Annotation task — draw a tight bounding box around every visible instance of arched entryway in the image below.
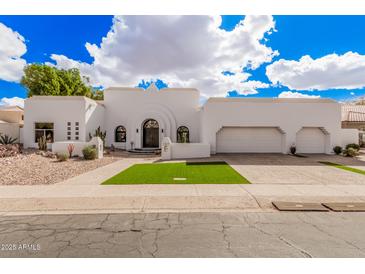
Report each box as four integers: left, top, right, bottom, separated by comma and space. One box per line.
143, 119, 159, 148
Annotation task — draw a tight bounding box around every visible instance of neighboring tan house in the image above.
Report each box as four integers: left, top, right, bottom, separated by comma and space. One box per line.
341, 104, 365, 145
22, 84, 357, 157
0, 105, 24, 142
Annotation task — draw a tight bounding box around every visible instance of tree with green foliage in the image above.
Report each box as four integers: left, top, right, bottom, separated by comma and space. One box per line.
21, 64, 103, 100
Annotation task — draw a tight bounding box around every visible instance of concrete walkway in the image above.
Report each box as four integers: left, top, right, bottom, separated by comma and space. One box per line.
3, 154, 365, 215
2, 182, 365, 215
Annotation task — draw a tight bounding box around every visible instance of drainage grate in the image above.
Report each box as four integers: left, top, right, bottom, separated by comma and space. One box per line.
322, 202, 365, 212
272, 201, 329, 211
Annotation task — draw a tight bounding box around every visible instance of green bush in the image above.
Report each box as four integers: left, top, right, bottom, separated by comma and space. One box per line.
56, 153, 69, 162
333, 146, 343, 155
82, 145, 97, 160
343, 147, 359, 157
346, 143, 360, 151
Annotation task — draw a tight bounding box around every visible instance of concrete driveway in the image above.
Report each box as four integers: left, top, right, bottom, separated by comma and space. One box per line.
217, 153, 365, 185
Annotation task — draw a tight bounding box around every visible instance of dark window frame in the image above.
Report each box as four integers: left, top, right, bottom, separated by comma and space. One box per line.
115, 125, 127, 143
177, 126, 190, 143
35, 122, 54, 143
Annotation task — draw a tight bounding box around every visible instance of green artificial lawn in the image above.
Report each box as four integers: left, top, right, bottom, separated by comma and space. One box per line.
102, 161, 250, 184
319, 161, 365, 176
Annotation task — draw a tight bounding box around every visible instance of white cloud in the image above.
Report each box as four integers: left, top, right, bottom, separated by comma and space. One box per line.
0, 97, 25, 108
50, 15, 277, 98
0, 23, 27, 82
278, 91, 320, 99
266, 52, 365, 91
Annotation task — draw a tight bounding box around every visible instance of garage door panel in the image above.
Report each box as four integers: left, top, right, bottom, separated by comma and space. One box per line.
217, 127, 283, 153
296, 128, 325, 153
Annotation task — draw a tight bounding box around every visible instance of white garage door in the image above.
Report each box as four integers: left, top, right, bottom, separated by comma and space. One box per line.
216, 127, 283, 153
296, 127, 326, 153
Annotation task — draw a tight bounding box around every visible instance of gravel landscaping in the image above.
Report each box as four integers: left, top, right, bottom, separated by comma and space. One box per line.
0, 149, 130, 185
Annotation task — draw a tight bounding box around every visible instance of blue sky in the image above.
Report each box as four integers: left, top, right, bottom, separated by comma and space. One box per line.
1, 15, 365, 104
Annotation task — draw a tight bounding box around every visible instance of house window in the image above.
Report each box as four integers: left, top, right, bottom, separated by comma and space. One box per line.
75, 136, 79, 140
115, 126, 126, 142
67, 122, 71, 126
35, 122, 54, 143
67, 136, 71, 140
75, 122, 79, 126
177, 126, 189, 143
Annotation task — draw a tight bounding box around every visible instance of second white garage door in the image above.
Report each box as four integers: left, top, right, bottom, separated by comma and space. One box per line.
216, 127, 283, 153
296, 127, 326, 153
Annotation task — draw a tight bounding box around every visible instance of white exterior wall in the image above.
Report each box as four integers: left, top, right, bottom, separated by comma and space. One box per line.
103, 86, 200, 150
201, 98, 342, 154
341, 129, 358, 147
0, 123, 20, 141
23, 96, 88, 148
21, 89, 345, 156
85, 99, 105, 141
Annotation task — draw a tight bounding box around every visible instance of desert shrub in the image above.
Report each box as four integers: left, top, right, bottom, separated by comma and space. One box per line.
345, 143, 360, 151
333, 146, 343, 155
82, 145, 97, 160
56, 153, 69, 161
290, 145, 296, 155
343, 147, 359, 157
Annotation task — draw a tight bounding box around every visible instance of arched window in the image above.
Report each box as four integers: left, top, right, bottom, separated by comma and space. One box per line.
177, 126, 189, 143
115, 126, 126, 142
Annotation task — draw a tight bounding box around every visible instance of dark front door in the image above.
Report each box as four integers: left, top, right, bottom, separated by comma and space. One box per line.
143, 119, 159, 148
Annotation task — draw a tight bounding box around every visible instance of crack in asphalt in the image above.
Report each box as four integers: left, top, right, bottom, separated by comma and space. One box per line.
1, 212, 365, 257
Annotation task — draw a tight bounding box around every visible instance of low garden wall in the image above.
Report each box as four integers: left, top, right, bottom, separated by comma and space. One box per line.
161, 137, 210, 160
51, 137, 103, 158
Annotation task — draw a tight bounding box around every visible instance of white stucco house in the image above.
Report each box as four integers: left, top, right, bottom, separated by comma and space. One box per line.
22, 84, 357, 158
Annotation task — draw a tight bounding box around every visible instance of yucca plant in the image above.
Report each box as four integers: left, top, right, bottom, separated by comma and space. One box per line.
0, 134, 18, 145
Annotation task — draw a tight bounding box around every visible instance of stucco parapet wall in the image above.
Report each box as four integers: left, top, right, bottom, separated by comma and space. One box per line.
27, 96, 105, 107
205, 97, 337, 104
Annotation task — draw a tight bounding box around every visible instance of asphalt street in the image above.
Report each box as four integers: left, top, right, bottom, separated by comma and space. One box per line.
1, 212, 365, 257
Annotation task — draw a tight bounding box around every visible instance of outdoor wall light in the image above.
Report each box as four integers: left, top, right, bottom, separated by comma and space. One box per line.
136, 129, 139, 133
161, 129, 164, 133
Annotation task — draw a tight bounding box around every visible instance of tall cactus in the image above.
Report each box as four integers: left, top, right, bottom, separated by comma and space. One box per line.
38, 135, 47, 151
89, 126, 106, 147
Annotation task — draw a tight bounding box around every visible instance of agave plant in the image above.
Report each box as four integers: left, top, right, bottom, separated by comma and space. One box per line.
0, 134, 18, 145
